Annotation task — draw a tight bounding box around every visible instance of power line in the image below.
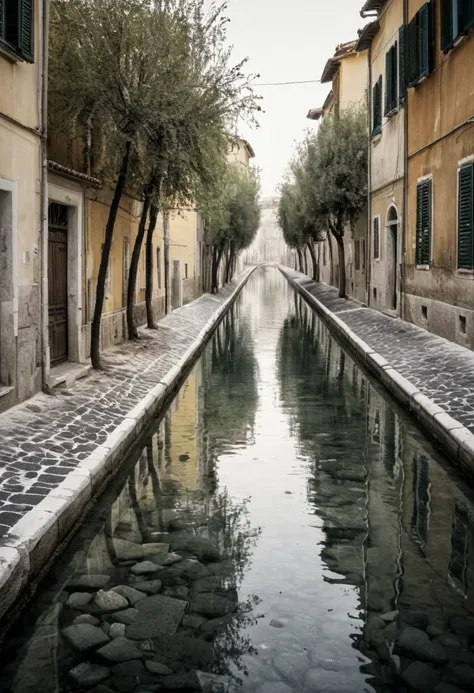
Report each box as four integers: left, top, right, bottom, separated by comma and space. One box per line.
250, 79, 322, 86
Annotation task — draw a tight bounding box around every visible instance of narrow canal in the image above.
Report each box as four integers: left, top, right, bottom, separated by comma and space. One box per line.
2, 267, 474, 693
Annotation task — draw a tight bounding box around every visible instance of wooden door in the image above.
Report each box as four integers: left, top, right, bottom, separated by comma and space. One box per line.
48, 204, 69, 364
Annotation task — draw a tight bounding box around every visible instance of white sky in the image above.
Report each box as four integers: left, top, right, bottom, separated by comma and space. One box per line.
224, 0, 367, 197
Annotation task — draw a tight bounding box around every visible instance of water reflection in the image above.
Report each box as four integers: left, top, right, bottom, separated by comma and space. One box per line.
2, 269, 474, 693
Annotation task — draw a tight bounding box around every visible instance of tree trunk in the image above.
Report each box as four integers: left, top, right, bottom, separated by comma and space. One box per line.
230, 248, 237, 279
91, 140, 132, 369
334, 234, 346, 298
126, 180, 154, 340
328, 234, 334, 287
164, 212, 170, 313
211, 242, 226, 293
225, 243, 235, 283
307, 241, 317, 280
224, 247, 231, 284
297, 248, 304, 273
145, 202, 159, 328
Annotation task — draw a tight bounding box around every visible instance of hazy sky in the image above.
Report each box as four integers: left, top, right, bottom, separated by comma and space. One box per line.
224, 0, 367, 197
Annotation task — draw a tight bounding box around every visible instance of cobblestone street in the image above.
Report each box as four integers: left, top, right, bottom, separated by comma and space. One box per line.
0, 281, 241, 542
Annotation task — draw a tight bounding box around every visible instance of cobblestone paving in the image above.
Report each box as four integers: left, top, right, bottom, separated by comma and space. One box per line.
0, 283, 238, 541
289, 270, 474, 432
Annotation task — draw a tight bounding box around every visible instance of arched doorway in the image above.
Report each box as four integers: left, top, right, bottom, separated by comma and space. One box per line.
386, 205, 399, 311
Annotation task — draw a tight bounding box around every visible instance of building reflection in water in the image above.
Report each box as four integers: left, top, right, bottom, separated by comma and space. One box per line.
278, 293, 474, 690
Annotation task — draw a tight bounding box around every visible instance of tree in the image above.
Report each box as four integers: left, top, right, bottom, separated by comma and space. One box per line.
304, 106, 368, 297
199, 162, 260, 293
277, 106, 367, 295
49, 0, 261, 362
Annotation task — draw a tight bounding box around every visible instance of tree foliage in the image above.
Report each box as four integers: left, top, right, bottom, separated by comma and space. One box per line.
277, 105, 368, 296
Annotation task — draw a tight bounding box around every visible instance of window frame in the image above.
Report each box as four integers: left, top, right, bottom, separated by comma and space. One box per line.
0, 0, 34, 63
406, 1, 434, 89
415, 175, 433, 270
441, 0, 474, 53
457, 155, 474, 274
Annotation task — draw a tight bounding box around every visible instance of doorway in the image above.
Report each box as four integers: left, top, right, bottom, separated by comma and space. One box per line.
386, 205, 398, 312
48, 203, 69, 364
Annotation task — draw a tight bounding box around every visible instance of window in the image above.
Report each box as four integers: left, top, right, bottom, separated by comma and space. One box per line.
406, 1, 434, 87
411, 454, 431, 550
0, 0, 34, 62
416, 178, 432, 267
185, 262, 188, 279
458, 163, 474, 270
385, 42, 398, 115
372, 75, 382, 136
448, 504, 470, 595
441, 0, 474, 53
156, 246, 161, 288
373, 216, 380, 259
122, 238, 130, 307
361, 238, 366, 270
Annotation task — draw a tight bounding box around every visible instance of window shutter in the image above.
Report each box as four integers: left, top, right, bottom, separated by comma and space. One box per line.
458, 165, 474, 270
399, 25, 406, 104
374, 217, 380, 259
407, 16, 419, 86
0, 0, 4, 38
392, 42, 398, 110
20, 0, 34, 63
372, 77, 382, 134
385, 50, 391, 115
459, 0, 474, 33
419, 1, 434, 78
441, 0, 454, 50
416, 180, 431, 266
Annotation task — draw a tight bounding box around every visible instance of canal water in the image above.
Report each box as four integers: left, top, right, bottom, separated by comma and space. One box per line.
2, 267, 474, 693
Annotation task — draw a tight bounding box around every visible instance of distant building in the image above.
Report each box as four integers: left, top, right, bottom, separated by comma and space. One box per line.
244, 197, 290, 266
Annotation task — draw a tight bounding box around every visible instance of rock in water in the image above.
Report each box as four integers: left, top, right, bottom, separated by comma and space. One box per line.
126, 594, 187, 639
145, 661, 173, 675
109, 623, 126, 638
113, 538, 145, 561
401, 661, 441, 692
93, 590, 129, 613
62, 624, 110, 652
72, 614, 100, 627
304, 669, 355, 693
96, 637, 144, 662
396, 627, 447, 663
131, 580, 162, 594
190, 593, 237, 617
110, 608, 139, 625
67, 592, 93, 609
69, 663, 109, 688
130, 561, 162, 576
167, 535, 221, 563
111, 585, 147, 605
66, 574, 111, 591
269, 619, 285, 628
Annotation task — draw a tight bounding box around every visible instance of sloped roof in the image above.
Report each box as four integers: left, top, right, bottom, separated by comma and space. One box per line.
320, 40, 358, 83
360, 0, 385, 16
356, 20, 380, 51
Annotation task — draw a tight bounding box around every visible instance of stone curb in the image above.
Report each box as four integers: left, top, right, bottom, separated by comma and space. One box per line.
0, 266, 256, 626
281, 267, 474, 479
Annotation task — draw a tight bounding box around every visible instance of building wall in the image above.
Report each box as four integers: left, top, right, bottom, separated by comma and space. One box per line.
0, 0, 42, 412
339, 51, 368, 109
405, 1, 474, 348
168, 208, 200, 308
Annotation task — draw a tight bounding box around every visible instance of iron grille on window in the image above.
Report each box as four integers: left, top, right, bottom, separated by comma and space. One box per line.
0, 0, 34, 62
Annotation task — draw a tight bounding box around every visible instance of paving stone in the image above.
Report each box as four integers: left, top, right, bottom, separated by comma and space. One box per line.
62, 623, 110, 652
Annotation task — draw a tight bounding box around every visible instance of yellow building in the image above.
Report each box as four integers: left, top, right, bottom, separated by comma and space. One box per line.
404, 0, 474, 349
0, 0, 44, 412
307, 41, 369, 302
357, 0, 405, 316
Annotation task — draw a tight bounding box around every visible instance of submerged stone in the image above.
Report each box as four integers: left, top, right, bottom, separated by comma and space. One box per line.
304, 668, 355, 692
66, 574, 111, 591
113, 538, 145, 561
96, 636, 144, 662
167, 535, 221, 563
182, 614, 207, 629
132, 580, 162, 594
130, 561, 162, 576
145, 660, 173, 675
401, 661, 441, 692
73, 614, 100, 627
448, 615, 474, 638
396, 627, 447, 663
109, 623, 126, 638
257, 683, 293, 693
111, 608, 140, 625
126, 594, 187, 639
161, 585, 190, 601
111, 585, 147, 605
69, 662, 109, 688
62, 623, 110, 652
151, 633, 213, 671
67, 592, 93, 609
190, 593, 237, 617
200, 614, 234, 633
93, 589, 129, 613
269, 619, 285, 628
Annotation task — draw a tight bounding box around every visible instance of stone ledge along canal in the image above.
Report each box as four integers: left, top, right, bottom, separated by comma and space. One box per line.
2, 267, 474, 693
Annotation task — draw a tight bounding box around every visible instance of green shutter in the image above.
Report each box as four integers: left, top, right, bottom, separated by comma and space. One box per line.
441, 0, 454, 50
419, 1, 434, 78
0, 0, 4, 39
392, 42, 398, 110
372, 76, 382, 134
399, 25, 406, 104
385, 50, 391, 115
458, 165, 474, 270
407, 16, 419, 86
20, 0, 34, 62
459, 0, 474, 33
416, 180, 432, 266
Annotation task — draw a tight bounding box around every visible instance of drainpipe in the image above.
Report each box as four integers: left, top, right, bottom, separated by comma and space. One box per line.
401, 0, 408, 319
366, 43, 373, 307
39, 0, 50, 388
